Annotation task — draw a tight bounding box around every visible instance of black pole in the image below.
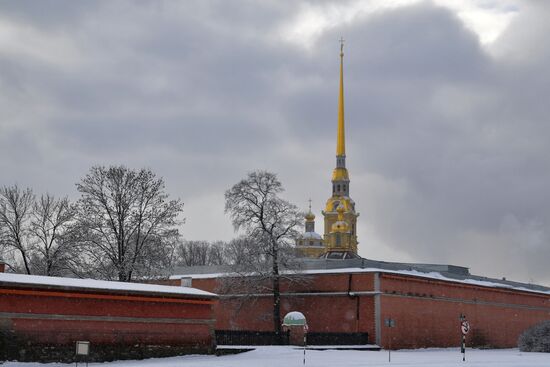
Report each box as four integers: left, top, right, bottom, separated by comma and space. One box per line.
303, 332, 306, 365
462, 334, 466, 362
388, 327, 391, 363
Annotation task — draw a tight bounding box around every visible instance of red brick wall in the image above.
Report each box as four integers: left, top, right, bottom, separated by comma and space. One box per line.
11, 319, 211, 345
188, 273, 377, 341
0, 288, 213, 319
178, 271, 550, 349
379, 273, 550, 349
0, 284, 216, 361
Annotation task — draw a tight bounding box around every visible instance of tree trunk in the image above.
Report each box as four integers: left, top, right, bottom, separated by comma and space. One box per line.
20, 248, 32, 275
272, 239, 282, 343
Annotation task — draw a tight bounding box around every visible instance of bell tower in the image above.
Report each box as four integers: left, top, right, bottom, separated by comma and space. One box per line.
322, 39, 359, 258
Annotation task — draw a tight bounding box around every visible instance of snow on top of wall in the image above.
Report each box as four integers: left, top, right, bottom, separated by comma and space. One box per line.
0, 272, 216, 298
171, 267, 550, 296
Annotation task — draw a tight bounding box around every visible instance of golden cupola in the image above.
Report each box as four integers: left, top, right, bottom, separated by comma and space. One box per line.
321, 39, 360, 259
296, 200, 325, 258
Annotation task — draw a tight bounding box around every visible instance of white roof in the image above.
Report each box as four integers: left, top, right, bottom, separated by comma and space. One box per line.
0, 272, 216, 298
171, 267, 550, 296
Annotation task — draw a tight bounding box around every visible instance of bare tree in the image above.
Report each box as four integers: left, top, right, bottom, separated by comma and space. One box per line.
223, 235, 270, 267
224, 170, 302, 338
73, 166, 183, 281
0, 185, 34, 274
176, 240, 227, 266
176, 240, 210, 266
208, 241, 227, 266
29, 194, 77, 276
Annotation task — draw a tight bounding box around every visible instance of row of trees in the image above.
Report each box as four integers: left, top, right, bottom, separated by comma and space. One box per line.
1, 167, 303, 279
0, 166, 183, 281
1, 167, 303, 338
0, 188, 76, 276
174, 238, 287, 268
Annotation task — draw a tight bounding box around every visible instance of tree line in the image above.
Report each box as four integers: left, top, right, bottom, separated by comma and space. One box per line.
0, 166, 183, 281
0, 166, 304, 296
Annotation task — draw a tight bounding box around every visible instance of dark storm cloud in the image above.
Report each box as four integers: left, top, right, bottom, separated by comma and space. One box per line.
0, 1, 95, 27
1, 1, 550, 284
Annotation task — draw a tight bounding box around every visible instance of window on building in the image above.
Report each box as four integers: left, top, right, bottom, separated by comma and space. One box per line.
336, 233, 341, 246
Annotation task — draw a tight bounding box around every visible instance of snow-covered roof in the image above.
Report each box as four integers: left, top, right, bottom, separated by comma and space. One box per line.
0, 272, 216, 298
301, 268, 550, 295
170, 259, 550, 297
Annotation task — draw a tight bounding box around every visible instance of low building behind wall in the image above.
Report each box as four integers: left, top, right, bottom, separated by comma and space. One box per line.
170, 258, 550, 349
0, 270, 217, 363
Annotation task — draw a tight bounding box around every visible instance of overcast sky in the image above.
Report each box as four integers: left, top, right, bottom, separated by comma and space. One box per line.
1, 0, 550, 285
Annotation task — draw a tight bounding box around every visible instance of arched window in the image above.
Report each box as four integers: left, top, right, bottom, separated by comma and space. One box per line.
336, 233, 341, 246
337, 184, 340, 192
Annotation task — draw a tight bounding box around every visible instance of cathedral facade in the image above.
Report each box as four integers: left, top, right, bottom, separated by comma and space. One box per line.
296, 42, 359, 259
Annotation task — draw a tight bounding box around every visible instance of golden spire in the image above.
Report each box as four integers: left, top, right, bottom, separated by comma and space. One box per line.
337, 37, 345, 157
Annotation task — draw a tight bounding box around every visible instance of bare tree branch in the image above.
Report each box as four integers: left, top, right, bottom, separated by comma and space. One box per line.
224, 170, 303, 339
28, 194, 78, 276
72, 165, 184, 281
0, 185, 34, 274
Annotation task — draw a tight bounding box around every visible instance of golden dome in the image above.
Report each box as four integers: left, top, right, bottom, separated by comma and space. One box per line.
305, 211, 315, 221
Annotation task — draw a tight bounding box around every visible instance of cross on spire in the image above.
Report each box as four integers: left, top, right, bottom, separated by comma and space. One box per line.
308, 198, 312, 212
339, 36, 345, 55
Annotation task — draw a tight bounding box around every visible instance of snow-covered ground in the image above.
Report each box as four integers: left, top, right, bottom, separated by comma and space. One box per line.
3, 347, 549, 367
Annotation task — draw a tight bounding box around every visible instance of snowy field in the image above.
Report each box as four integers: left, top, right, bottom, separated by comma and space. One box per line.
3, 347, 549, 367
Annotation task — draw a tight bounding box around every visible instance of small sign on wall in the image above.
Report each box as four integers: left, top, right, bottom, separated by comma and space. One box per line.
75, 341, 90, 356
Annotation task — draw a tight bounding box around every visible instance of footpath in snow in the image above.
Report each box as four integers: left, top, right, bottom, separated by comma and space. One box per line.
2, 347, 549, 367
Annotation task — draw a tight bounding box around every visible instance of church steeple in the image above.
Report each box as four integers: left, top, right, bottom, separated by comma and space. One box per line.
295, 199, 324, 258
332, 38, 349, 193
321, 39, 359, 259
337, 38, 346, 158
